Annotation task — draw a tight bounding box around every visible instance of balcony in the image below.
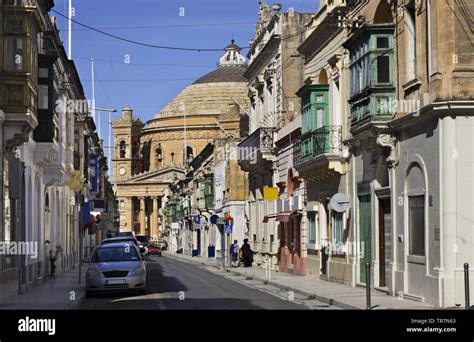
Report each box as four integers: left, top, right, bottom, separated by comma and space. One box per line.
294, 125, 345, 176
237, 127, 276, 171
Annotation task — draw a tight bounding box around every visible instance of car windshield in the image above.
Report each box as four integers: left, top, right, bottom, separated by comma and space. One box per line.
92, 245, 140, 262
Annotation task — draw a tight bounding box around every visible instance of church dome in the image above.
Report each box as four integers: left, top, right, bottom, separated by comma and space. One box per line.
193, 65, 247, 84
193, 39, 247, 85
148, 40, 248, 121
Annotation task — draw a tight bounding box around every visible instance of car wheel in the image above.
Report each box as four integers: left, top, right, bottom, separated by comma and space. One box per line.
137, 288, 146, 296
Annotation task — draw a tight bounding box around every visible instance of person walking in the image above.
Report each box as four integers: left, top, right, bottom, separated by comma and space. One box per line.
230, 240, 240, 267
240, 238, 253, 267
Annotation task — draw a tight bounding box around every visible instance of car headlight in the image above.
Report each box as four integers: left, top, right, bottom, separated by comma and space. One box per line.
86, 269, 100, 278
131, 268, 145, 276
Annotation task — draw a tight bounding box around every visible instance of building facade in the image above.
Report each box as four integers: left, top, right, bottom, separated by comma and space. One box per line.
238, 1, 311, 270
293, 0, 474, 307
0, 0, 112, 302
294, 0, 352, 282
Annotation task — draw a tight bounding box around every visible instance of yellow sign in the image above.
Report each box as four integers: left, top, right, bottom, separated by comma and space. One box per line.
263, 186, 279, 201
68, 171, 84, 192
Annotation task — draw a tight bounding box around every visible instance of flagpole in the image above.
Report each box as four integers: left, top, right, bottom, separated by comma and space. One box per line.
68, 0, 72, 59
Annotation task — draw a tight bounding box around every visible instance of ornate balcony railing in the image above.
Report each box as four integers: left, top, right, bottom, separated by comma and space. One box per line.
238, 127, 275, 169
296, 125, 342, 166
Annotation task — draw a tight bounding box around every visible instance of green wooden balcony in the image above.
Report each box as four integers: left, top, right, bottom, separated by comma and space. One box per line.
296, 125, 342, 166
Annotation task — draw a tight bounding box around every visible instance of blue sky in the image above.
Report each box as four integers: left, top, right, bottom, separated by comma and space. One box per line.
57, 0, 319, 142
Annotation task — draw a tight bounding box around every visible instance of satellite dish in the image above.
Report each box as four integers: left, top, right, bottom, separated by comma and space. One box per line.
329, 193, 351, 213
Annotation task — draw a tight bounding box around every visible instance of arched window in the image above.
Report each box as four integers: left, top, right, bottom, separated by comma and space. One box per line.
185, 146, 194, 164
119, 141, 126, 158
318, 69, 328, 85
155, 144, 163, 167
407, 163, 425, 256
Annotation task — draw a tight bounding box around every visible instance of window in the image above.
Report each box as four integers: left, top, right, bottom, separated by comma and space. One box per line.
406, 3, 417, 81
409, 195, 425, 256
377, 37, 389, 49
119, 141, 126, 158
297, 85, 329, 161
332, 211, 344, 246
38, 85, 48, 110
377, 56, 390, 83
5, 16, 24, 33
39, 67, 49, 78
308, 212, 316, 245
5, 38, 24, 71
349, 34, 393, 95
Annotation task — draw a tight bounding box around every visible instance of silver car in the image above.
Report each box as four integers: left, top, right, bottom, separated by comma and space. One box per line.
85, 242, 147, 297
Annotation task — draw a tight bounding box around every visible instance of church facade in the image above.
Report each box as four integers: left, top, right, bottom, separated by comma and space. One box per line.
112, 41, 249, 241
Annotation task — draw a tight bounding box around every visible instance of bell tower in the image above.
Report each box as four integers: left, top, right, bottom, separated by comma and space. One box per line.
111, 107, 144, 182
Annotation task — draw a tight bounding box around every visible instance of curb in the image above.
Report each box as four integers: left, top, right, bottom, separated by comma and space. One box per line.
227, 269, 361, 310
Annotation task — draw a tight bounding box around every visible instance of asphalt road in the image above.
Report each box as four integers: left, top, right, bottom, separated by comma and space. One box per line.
79, 254, 308, 310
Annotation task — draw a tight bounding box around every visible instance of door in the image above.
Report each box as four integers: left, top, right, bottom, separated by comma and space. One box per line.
378, 198, 391, 287
359, 195, 371, 283
196, 229, 201, 256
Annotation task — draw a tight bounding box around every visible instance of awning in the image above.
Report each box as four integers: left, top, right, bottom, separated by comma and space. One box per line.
262, 212, 293, 223
276, 213, 291, 222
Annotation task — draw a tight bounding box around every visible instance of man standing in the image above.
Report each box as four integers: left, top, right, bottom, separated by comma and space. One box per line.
230, 240, 240, 267
240, 239, 253, 267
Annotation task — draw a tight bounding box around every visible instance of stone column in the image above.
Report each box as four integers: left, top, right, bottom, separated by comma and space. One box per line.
125, 197, 134, 232
139, 197, 146, 235
151, 197, 159, 240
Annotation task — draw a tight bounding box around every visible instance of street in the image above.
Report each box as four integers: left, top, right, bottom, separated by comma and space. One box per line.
79, 255, 329, 310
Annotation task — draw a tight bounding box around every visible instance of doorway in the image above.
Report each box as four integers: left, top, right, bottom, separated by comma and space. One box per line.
378, 198, 391, 287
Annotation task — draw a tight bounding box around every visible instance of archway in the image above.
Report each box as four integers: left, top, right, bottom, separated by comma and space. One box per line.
373, 0, 394, 24
318, 69, 328, 85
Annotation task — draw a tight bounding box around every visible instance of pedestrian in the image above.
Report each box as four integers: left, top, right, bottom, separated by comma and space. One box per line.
230, 240, 240, 267
240, 238, 253, 267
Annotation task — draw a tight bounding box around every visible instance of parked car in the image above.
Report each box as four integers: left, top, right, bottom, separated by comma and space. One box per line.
148, 243, 162, 256
101, 236, 148, 257
85, 242, 147, 297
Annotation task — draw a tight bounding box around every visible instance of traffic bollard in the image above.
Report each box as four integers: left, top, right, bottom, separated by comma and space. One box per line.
464, 263, 470, 310
366, 262, 371, 310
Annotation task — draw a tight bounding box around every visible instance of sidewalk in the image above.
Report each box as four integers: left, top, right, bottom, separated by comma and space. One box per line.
163, 251, 434, 310
0, 266, 86, 310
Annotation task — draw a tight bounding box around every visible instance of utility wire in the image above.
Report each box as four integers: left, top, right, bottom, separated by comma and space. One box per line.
74, 56, 214, 68
51, 9, 320, 53
71, 22, 256, 31
81, 78, 200, 83
94, 67, 114, 108
51, 9, 228, 52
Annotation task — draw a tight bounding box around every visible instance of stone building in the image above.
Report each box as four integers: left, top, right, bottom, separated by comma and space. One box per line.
112, 41, 249, 242
294, 0, 351, 281
238, 1, 311, 271
0, 0, 110, 302
314, 0, 474, 307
